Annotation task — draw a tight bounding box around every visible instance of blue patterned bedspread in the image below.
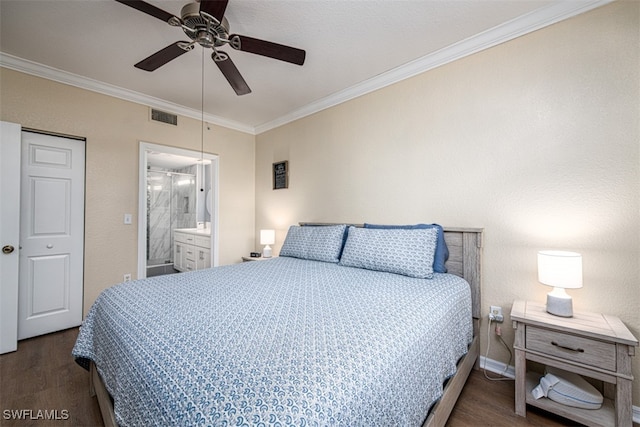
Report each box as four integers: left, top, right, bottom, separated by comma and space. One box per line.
73, 257, 472, 427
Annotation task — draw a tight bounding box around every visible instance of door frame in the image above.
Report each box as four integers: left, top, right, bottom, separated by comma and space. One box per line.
137, 142, 219, 279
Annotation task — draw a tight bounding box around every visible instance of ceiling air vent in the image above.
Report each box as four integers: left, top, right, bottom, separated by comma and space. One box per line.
150, 108, 177, 126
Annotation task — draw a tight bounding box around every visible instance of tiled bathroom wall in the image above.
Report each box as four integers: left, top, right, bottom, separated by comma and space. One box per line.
147, 165, 197, 266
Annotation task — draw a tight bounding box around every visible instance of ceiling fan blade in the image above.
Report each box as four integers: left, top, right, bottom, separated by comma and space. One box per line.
114, 0, 176, 23
230, 35, 306, 66
199, 0, 229, 23
135, 42, 192, 71
212, 52, 251, 96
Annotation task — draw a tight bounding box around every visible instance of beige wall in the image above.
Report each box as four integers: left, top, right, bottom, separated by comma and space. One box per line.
255, 2, 640, 404
0, 69, 256, 314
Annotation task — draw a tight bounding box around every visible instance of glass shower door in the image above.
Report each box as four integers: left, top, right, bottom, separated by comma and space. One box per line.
146, 169, 197, 276
147, 171, 173, 266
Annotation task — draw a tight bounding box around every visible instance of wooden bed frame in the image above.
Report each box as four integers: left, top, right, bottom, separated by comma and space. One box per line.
89, 225, 483, 427
422, 227, 483, 426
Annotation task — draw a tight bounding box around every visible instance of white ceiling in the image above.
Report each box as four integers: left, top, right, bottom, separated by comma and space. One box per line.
0, 0, 610, 134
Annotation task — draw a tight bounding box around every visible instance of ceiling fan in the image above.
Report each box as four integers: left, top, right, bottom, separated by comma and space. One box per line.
115, 0, 306, 96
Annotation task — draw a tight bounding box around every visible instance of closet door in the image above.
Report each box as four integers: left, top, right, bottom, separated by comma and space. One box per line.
18, 131, 85, 340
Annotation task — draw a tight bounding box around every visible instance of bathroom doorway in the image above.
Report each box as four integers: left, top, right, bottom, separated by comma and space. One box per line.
137, 142, 219, 279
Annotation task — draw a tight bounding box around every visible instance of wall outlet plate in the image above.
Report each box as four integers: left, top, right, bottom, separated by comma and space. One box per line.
489, 305, 504, 322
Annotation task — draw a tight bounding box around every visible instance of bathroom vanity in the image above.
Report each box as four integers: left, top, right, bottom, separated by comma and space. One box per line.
173, 228, 211, 272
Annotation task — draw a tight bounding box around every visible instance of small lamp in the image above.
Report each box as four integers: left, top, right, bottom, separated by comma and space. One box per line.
260, 229, 275, 258
537, 250, 583, 317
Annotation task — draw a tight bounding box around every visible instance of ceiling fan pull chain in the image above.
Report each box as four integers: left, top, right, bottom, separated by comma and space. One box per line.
200, 46, 205, 164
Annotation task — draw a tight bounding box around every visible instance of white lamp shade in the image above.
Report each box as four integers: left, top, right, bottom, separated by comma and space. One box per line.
260, 229, 275, 246
537, 250, 583, 289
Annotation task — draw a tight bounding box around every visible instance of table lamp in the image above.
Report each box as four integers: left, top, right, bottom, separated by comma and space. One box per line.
537, 250, 582, 317
260, 229, 275, 258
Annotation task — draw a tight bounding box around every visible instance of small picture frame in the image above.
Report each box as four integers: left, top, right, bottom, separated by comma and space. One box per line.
273, 161, 288, 190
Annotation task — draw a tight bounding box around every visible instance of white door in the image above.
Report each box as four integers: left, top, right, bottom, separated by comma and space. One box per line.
0, 121, 21, 353
18, 131, 85, 340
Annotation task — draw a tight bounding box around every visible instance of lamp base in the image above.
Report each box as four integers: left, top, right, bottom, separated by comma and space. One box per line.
262, 245, 272, 258
546, 290, 573, 317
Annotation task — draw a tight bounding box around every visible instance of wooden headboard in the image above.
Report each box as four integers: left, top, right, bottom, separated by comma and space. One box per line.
299, 223, 483, 320
441, 227, 483, 320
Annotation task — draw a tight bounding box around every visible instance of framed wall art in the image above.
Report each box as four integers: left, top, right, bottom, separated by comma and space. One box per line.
273, 161, 288, 190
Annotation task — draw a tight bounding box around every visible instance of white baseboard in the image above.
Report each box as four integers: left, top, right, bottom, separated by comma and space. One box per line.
480, 356, 640, 424
479, 355, 515, 379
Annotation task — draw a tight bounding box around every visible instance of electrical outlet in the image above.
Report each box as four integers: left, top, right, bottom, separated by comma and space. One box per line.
489, 305, 504, 323
123, 273, 132, 282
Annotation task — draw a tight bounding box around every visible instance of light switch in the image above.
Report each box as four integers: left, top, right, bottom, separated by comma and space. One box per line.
124, 214, 132, 225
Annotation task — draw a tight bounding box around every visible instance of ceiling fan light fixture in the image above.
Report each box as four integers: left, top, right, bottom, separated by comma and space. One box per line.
196, 31, 216, 48
116, 0, 305, 95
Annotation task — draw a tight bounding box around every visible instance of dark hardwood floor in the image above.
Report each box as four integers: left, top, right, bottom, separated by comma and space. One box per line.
0, 328, 102, 426
0, 328, 611, 426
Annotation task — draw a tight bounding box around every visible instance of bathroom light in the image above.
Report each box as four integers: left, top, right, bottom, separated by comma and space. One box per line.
538, 250, 583, 317
260, 229, 275, 258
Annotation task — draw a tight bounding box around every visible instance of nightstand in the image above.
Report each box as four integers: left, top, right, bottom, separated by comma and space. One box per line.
511, 300, 638, 427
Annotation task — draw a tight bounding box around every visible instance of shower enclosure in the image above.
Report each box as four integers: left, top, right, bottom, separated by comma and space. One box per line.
146, 166, 197, 276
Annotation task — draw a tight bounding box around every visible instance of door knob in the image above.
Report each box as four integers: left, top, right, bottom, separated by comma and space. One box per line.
2, 245, 15, 254
46, 244, 54, 249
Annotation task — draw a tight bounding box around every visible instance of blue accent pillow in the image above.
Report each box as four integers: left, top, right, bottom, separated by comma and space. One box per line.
339, 226, 438, 279
280, 225, 348, 263
364, 223, 449, 273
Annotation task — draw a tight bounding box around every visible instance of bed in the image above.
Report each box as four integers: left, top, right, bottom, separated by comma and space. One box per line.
73, 224, 483, 427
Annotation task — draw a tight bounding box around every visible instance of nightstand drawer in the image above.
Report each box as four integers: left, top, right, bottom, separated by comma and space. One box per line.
526, 326, 616, 371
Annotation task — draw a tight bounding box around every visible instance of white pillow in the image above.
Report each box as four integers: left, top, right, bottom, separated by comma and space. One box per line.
339, 226, 438, 278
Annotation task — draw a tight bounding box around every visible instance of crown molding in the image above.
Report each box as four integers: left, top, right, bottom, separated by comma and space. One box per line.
0, 53, 255, 135
0, 0, 613, 136
254, 0, 613, 134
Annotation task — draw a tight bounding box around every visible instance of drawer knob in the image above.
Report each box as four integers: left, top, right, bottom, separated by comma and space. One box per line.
551, 341, 584, 353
